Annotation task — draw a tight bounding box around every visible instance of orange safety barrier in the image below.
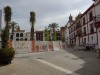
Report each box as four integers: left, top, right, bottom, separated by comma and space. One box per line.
8, 40, 12, 48
32, 41, 35, 52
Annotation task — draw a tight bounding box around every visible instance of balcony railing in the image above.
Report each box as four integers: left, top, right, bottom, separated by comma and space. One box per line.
76, 24, 81, 29
76, 32, 82, 37
94, 15, 100, 28
95, 15, 100, 23
83, 32, 86, 36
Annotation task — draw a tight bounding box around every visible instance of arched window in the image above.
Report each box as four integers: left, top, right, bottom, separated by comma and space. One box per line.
16, 38, 19, 41
20, 33, 23, 37
25, 38, 27, 41
10, 35, 13, 40
16, 33, 19, 37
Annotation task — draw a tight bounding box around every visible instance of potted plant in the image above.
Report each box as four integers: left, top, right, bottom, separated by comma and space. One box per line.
0, 47, 15, 64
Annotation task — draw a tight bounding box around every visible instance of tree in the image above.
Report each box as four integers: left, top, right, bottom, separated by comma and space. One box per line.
48, 23, 59, 41
52, 32, 56, 41
0, 6, 15, 64
30, 11, 36, 40
44, 27, 49, 41
48, 23, 59, 33
3, 6, 12, 48
9, 21, 18, 40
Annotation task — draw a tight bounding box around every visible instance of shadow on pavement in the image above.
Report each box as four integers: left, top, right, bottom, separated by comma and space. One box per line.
0, 61, 11, 67
0, 63, 9, 67
65, 47, 100, 75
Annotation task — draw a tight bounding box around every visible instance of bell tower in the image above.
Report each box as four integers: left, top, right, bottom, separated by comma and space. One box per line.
69, 14, 73, 22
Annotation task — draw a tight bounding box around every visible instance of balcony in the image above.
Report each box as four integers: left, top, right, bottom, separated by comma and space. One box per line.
95, 15, 100, 22
83, 32, 86, 36
76, 24, 81, 29
94, 15, 100, 28
90, 29, 94, 34
76, 32, 82, 37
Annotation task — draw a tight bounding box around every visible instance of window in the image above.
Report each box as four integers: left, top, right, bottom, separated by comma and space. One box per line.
16, 38, 19, 41
16, 33, 19, 37
76, 21, 81, 29
91, 37, 93, 41
83, 17, 85, 25
20, 33, 23, 37
89, 11, 93, 21
25, 38, 27, 41
84, 38, 86, 44
90, 23, 94, 33
10, 35, 13, 40
83, 27, 86, 36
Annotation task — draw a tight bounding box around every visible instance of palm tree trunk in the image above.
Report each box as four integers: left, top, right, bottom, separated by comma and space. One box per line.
31, 25, 34, 40
12, 26, 14, 40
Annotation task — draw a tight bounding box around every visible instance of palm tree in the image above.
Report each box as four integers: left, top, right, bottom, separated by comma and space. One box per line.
9, 21, 18, 40
48, 23, 59, 33
3, 6, 12, 48
4, 6, 12, 33
30, 11, 36, 40
48, 23, 59, 41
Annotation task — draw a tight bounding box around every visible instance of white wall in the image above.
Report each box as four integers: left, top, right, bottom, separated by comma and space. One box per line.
12, 41, 32, 53
89, 33, 97, 44
65, 22, 71, 45
95, 1, 100, 48
95, 2, 100, 16
97, 28, 100, 49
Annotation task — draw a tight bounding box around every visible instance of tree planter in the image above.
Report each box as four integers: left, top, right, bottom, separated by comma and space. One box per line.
0, 48, 15, 64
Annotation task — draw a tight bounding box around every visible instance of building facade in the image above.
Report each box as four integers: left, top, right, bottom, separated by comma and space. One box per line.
0, 10, 2, 48
68, 1, 100, 48
60, 27, 65, 42
34, 31, 44, 41
64, 14, 74, 46
9, 30, 31, 41
10, 30, 61, 41
93, 0, 100, 48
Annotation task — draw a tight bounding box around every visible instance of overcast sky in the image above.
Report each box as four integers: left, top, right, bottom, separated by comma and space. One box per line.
0, 0, 93, 32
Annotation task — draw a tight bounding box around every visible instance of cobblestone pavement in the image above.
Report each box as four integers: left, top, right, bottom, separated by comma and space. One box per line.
0, 48, 100, 75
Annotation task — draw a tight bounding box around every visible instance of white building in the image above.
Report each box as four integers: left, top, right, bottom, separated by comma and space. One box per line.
64, 14, 74, 46
9, 30, 31, 41
81, 4, 97, 45
93, 0, 100, 49
68, 1, 100, 48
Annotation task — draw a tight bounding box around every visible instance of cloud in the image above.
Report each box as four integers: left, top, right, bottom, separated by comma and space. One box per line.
0, 0, 93, 32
